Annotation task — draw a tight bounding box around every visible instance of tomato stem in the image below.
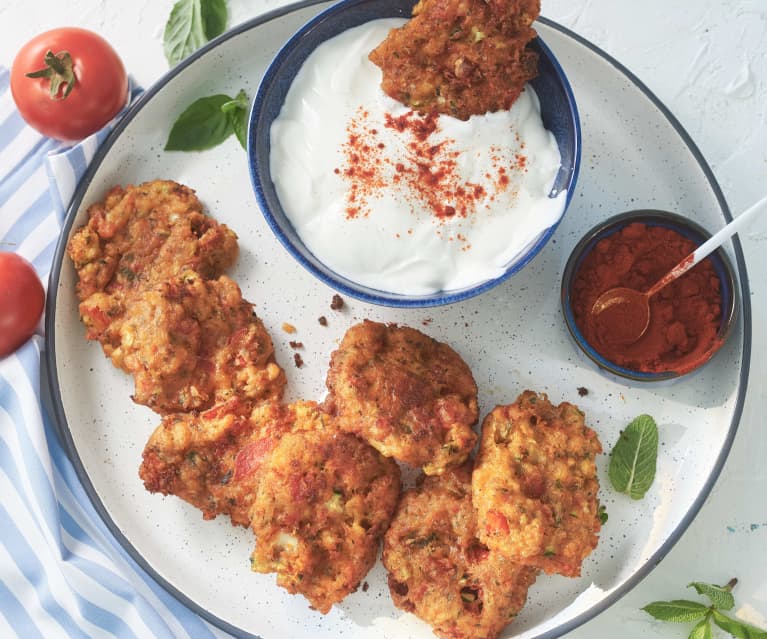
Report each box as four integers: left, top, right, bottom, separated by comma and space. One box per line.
26, 50, 77, 100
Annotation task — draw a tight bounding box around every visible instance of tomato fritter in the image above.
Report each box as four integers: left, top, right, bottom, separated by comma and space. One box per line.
67, 180, 238, 302
66, 180, 280, 413
140, 400, 313, 526
383, 463, 537, 639
80, 269, 285, 413
324, 320, 478, 475
249, 426, 401, 614
472, 391, 602, 577
369, 0, 540, 120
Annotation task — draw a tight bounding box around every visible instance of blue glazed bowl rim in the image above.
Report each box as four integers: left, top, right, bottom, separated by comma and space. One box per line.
248, 0, 581, 308
561, 209, 739, 382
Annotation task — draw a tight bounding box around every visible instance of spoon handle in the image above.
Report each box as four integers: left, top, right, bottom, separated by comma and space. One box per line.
646, 194, 767, 298
689, 193, 767, 266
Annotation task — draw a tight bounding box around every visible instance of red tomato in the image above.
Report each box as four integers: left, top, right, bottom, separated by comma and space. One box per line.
0, 253, 45, 357
10, 28, 128, 142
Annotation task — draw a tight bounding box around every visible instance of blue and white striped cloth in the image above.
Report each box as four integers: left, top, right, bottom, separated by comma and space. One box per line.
0, 67, 230, 638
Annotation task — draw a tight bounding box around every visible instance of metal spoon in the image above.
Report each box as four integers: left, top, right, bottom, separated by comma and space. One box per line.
591, 195, 767, 346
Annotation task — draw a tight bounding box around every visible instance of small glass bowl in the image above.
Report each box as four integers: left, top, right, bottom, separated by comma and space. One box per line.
561, 210, 738, 383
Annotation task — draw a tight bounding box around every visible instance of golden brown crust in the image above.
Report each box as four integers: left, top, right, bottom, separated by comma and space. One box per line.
383, 463, 537, 639
369, 0, 540, 120
324, 320, 478, 475
472, 391, 602, 577
81, 270, 285, 413
140, 400, 310, 526
67, 180, 238, 302
249, 423, 401, 614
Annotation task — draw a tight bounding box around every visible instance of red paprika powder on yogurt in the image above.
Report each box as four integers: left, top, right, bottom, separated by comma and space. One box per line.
571, 222, 723, 374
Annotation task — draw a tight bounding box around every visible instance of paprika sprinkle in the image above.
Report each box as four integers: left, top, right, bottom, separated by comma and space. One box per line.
570, 221, 724, 374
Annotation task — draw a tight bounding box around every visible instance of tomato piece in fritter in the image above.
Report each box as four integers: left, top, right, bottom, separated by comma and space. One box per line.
324, 320, 478, 475
472, 391, 602, 577
383, 463, 537, 639
82, 269, 285, 413
249, 425, 401, 614
140, 400, 320, 526
369, 0, 540, 120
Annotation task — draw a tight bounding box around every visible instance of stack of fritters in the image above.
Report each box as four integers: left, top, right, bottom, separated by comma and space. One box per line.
67, 180, 285, 413
369, 0, 541, 119
382, 390, 603, 639
141, 398, 402, 613
69, 183, 603, 629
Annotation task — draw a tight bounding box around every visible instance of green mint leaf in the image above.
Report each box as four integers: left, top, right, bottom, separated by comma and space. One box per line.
608, 414, 658, 499
688, 582, 736, 611
200, 0, 228, 41
641, 600, 709, 622
165, 94, 233, 151
688, 618, 713, 639
712, 611, 767, 639
221, 89, 249, 150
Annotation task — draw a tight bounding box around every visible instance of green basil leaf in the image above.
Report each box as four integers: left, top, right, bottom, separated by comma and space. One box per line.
688, 582, 736, 611
201, 0, 228, 41
164, 0, 228, 66
221, 89, 249, 150
641, 600, 709, 623
164, 0, 206, 66
165, 94, 233, 151
608, 414, 658, 499
712, 611, 767, 639
688, 618, 713, 639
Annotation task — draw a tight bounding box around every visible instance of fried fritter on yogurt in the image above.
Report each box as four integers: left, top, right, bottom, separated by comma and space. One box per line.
140, 400, 312, 526
249, 419, 401, 613
472, 391, 602, 577
383, 463, 537, 639
369, 0, 540, 120
79, 269, 285, 413
324, 320, 478, 475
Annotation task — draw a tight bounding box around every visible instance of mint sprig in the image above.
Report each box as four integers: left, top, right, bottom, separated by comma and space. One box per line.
608, 414, 658, 499
642, 579, 767, 639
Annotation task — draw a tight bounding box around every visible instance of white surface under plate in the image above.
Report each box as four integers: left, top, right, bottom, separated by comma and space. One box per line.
45, 2, 751, 639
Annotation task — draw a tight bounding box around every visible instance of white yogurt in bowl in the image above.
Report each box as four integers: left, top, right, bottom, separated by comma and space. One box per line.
268, 19, 567, 296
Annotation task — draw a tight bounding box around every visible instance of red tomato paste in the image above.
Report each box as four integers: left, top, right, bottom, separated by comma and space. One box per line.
571, 222, 723, 374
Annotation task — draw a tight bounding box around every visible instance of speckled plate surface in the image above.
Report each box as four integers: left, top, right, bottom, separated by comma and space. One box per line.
45, 2, 750, 638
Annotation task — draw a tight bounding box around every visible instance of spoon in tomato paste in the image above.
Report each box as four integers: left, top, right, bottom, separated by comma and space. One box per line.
591, 195, 767, 345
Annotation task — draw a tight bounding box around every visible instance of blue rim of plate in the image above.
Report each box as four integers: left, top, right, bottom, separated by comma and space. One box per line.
247, 0, 581, 308
43, 2, 752, 638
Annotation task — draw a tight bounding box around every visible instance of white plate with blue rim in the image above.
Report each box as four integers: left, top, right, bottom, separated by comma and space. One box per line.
45, 1, 751, 638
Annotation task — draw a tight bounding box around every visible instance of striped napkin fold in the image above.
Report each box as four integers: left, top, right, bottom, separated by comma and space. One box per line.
0, 67, 228, 639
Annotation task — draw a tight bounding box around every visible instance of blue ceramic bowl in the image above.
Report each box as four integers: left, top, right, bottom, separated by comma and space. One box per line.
249, 0, 581, 307
561, 210, 738, 383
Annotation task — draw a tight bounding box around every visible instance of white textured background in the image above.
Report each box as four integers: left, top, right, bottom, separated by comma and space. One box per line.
1, 0, 765, 637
